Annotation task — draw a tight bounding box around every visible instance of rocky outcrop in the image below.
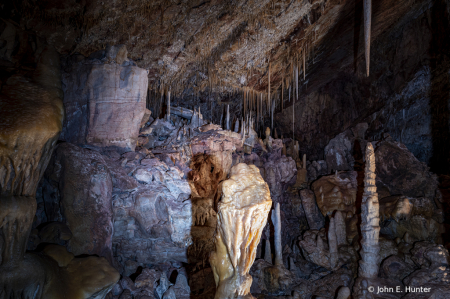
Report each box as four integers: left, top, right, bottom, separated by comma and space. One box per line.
379, 195, 444, 242
60, 47, 149, 152
375, 139, 439, 200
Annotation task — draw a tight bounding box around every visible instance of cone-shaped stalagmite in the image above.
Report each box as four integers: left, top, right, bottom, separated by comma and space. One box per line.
364, 0, 372, 76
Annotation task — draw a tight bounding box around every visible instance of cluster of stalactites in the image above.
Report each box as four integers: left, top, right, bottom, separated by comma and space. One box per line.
147, 41, 317, 140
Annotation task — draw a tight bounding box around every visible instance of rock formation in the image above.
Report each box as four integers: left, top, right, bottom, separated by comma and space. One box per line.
60, 47, 149, 152
0, 42, 119, 298
353, 143, 380, 298
312, 171, 358, 216
210, 163, 272, 299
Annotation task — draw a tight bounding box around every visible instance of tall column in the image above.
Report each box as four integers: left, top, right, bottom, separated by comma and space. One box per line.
353, 143, 380, 298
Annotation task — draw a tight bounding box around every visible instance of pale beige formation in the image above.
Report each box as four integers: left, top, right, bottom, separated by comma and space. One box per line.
353, 143, 380, 298
210, 163, 272, 299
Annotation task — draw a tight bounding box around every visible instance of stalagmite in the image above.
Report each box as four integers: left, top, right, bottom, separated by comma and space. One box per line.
167, 90, 171, 121
210, 163, 272, 299
364, 0, 372, 77
353, 143, 380, 298
271, 202, 283, 267
334, 211, 347, 246
264, 240, 272, 264
328, 217, 339, 269
234, 119, 240, 133
337, 287, 351, 299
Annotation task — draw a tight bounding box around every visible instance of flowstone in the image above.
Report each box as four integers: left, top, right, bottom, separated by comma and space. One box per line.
210, 163, 272, 299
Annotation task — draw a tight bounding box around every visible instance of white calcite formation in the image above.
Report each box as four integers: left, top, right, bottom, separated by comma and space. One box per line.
353, 143, 380, 298
210, 163, 272, 299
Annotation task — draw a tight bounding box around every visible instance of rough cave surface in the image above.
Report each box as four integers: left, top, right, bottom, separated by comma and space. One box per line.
1, 0, 450, 298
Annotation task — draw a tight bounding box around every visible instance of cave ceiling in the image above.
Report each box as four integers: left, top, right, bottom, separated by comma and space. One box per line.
2, 0, 433, 97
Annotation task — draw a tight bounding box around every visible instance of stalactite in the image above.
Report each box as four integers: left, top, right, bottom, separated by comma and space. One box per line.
268, 62, 271, 113
226, 105, 230, 131
292, 96, 295, 140
295, 64, 299, 101
364, 0, 372, 77
271, 99, 274, 134
303, 49, 306, 80
281, 77, 284, 112
243, 88, 247, 117
289, 86, 291, 102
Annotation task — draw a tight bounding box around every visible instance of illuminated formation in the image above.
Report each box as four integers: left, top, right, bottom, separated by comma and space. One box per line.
353, 143, 380, 298
210, 163, 272, 299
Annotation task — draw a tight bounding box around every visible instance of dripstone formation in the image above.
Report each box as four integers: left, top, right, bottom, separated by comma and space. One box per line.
1, 1, 450, 298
